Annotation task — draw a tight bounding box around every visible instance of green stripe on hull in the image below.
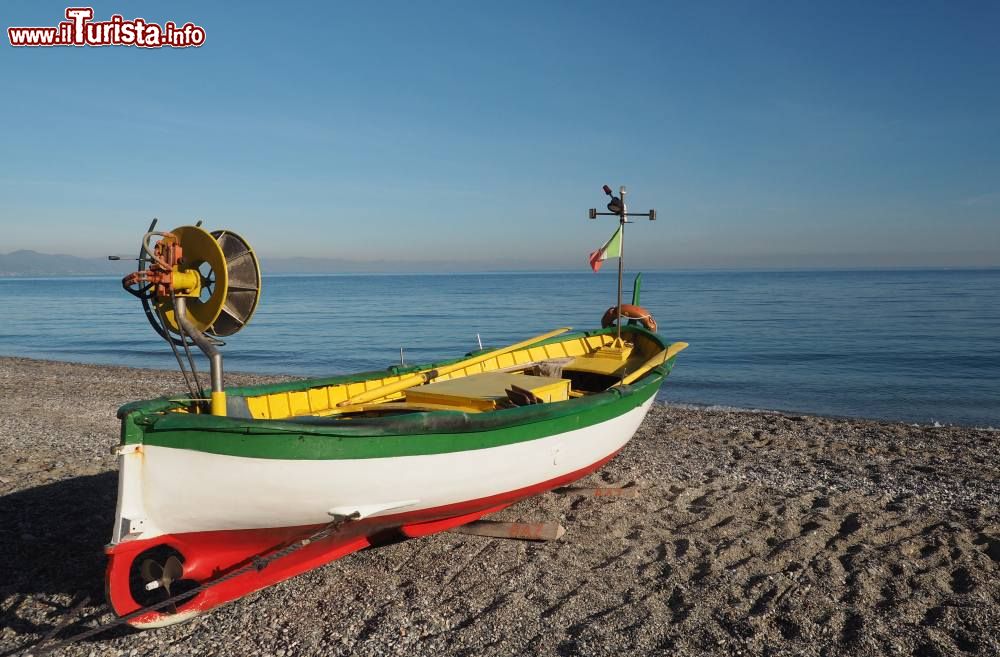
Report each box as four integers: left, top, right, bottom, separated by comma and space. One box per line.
139, 372, 663, 460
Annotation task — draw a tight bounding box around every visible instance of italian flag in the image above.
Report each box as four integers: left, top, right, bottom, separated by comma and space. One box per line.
588, 226, 622, 273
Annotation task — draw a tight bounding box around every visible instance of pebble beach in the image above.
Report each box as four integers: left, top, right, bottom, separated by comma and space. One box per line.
1, 356, 997, 657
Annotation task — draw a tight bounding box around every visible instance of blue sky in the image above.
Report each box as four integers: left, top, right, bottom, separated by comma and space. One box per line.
2, 1, 998, 269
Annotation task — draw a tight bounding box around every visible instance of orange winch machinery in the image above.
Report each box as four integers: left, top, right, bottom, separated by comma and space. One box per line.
122, 231, 201, 299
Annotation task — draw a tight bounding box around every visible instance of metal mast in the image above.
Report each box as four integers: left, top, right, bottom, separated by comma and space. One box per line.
616, 186, 626, 343
589, 184, 656, 345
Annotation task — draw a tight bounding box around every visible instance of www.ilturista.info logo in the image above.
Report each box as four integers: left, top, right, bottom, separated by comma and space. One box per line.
8, 7, 205, 48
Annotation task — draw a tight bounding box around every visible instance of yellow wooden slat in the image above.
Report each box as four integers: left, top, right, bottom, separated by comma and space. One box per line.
267, 393, 289, 419
288, 391, 310, 416
307, 388, 327, 413
246, 397, 269, 419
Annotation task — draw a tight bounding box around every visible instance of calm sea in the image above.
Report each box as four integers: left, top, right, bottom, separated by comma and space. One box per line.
1, 270, 997, 427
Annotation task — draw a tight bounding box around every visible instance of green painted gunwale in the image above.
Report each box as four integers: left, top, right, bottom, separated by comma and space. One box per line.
118, 326, 678, 460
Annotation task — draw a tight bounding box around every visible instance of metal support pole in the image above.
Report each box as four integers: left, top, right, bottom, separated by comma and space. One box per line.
173, 297, 227, 416
616, 186, 627, 344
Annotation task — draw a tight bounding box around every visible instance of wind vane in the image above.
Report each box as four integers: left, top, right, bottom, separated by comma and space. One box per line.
588, 185, 657, 343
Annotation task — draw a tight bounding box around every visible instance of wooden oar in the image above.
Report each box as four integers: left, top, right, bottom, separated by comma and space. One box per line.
337, 327, 572, 407
618, 341, 688, 386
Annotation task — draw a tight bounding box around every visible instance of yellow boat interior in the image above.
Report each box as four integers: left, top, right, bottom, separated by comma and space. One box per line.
232, 327, 687, 421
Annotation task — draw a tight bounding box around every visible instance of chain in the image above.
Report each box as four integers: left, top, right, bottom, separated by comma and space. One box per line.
27, 512, 360, 656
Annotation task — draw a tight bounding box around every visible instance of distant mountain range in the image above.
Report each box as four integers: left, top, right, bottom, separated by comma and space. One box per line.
0, 250, 489, 276
0, 250, 132, 276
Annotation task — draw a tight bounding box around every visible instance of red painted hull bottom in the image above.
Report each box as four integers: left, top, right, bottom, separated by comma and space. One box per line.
105, 450, 621, 626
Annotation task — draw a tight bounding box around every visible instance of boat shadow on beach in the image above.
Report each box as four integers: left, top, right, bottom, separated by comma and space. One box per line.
0, 471, 138, 650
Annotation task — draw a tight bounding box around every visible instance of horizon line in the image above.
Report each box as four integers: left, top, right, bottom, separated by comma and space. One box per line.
3, 265, 999, 281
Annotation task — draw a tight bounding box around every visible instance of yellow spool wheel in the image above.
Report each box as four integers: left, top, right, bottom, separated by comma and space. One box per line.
153, 226, 230, 335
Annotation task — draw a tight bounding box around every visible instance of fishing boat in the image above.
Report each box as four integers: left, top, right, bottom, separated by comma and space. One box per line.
106, 187, 686, 627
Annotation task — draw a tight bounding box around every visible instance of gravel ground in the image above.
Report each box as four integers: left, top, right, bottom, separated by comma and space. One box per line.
1, 356, 997, 657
